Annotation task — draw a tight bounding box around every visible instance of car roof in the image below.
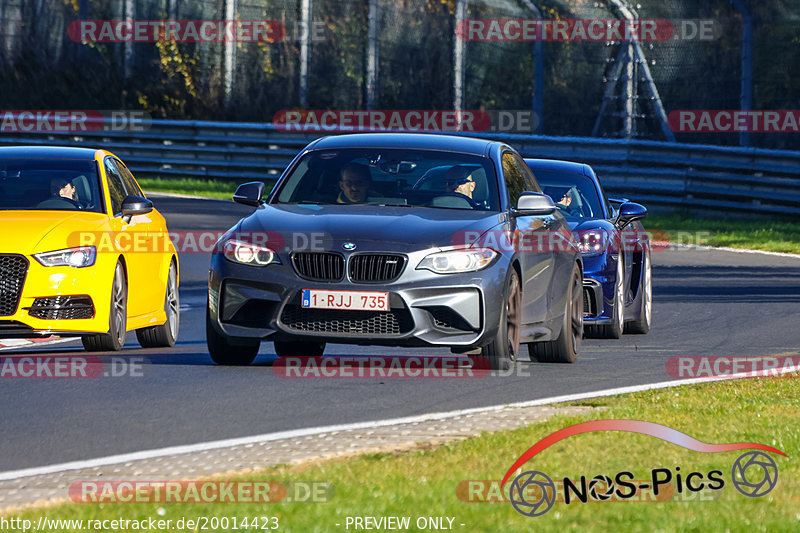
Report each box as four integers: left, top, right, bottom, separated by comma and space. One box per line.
523, 158, 588, 174
308, 133, 496, 156
0, 146, 100, 159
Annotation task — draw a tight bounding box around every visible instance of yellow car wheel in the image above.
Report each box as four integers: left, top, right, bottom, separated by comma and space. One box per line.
82, 261, 127, 352
136, 260, 179, 348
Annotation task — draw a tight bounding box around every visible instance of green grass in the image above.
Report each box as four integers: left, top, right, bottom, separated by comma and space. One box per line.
138, 177, 264, 200
646, 213, 800, 254
7, 376, 800, 532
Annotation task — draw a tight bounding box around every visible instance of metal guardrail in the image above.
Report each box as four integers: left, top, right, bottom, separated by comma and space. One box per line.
1, 120, 798, 215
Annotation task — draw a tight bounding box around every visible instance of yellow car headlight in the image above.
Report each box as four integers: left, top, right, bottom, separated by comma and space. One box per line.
33, 246, 97, 268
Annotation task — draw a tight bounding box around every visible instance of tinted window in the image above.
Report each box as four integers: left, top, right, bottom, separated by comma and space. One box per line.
502, 151, 527, 207
531, 169, 604, 219
0, 159, 104, 212
115, 159, 144, 197
104, 157, 127, 215
274, 148, 501, 211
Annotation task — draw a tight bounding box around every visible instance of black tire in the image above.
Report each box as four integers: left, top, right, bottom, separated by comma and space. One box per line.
481, 269, 521, 371
274, 340, 326, 358
624, 249, 652, 334
585, 256, 624, 339
82, 261, 127, 352
206, 307, 260, 365
528, 262, 582, 363
136, 260, 179, 348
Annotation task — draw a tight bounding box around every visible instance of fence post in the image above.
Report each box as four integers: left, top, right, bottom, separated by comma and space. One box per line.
453, 0, 467, 129
366, 0, 379, 110
299, 0, 312, 107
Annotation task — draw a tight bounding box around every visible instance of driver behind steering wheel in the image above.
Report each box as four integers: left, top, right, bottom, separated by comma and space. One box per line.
37, 177, 81, 209
52, 177, 77, 202
444, 165, 476, 199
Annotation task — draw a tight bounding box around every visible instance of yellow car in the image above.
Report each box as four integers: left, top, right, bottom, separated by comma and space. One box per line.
0, 146, 179, 351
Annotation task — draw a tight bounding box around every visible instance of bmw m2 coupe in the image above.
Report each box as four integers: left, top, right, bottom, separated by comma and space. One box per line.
0, 146, 179, 351
207, 133, 583, 369
525, 158, 652, 338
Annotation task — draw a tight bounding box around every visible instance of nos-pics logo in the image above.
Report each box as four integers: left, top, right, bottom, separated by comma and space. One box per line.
501, 420, 783, 517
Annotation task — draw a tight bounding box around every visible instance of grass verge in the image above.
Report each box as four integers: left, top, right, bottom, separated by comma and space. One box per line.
138, 177, 262, 200
7, 376, 799, 532
647, 213, 800, 254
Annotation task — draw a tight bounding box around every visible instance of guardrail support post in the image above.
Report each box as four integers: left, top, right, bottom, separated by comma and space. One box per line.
731, 0, 753, 147
223, 0, 237, 105
453, 0, 467, 129
366, 0, 379, 110
299, 0, 312, 107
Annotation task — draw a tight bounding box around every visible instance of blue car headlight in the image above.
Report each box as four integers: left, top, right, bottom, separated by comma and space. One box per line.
576, 230, 609, 257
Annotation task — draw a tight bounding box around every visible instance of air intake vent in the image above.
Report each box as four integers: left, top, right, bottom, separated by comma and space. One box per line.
348, 254, 406, 283
291, 252, 345, 282
0, 255, 28, 316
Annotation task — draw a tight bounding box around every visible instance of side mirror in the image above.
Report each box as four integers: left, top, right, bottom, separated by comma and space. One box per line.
233, 182, 265, 207
121, 195, 153, 223
513, 192, 557, 216
615, 202, 647, 229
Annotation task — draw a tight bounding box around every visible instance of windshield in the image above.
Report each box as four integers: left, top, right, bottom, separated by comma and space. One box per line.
273, 148, 500, 211
0, 159, 104, 213
531, 169, 605, 219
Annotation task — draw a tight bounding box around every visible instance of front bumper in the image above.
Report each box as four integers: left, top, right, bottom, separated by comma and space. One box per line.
0, 253, 114, 337
208, 249, 510, 348
580, 252, 618, 325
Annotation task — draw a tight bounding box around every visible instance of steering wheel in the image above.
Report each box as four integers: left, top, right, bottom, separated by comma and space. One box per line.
37, 196, 82, 210
429, 192, 479, 209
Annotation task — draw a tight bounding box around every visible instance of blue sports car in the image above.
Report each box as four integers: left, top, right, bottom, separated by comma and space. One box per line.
524, 159, 652, 338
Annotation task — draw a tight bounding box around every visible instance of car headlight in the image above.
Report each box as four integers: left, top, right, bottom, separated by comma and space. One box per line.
417, 248, 496, 274
222, 239, 280, 266
577, 230, 609, 257
34, 246, 96, 268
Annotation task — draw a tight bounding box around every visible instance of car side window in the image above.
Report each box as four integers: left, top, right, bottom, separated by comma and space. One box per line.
514, 153, 542, 193
502, 151, 527, 208
115, 159, 144, 197
104, 157, 127, 216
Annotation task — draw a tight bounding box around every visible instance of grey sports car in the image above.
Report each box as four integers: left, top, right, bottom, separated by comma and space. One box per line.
206, 133, 583, 369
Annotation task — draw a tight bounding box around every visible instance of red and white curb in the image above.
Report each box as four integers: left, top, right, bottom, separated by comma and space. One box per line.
0, 337, 77, 351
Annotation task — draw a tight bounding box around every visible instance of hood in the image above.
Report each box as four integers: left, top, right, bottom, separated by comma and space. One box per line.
237, 204, 505, 253
567, 218, 617, 233
0, 211, 109, 255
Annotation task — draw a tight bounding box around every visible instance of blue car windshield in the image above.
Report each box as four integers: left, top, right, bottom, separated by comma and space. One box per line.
0, 159, 104, 213
530, 169, 604, 219
273, 148, 501, 211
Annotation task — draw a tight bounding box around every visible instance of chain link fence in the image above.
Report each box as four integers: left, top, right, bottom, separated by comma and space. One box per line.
0, 0, 798, 149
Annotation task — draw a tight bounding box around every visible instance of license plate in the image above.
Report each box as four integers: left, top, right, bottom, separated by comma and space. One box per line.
301, 289, 389, 311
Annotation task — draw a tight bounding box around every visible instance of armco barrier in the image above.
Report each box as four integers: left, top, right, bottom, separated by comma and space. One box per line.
1, 120, 798, 215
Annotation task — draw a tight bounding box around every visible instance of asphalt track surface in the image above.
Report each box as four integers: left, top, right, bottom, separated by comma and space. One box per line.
1, 196, 799, 472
